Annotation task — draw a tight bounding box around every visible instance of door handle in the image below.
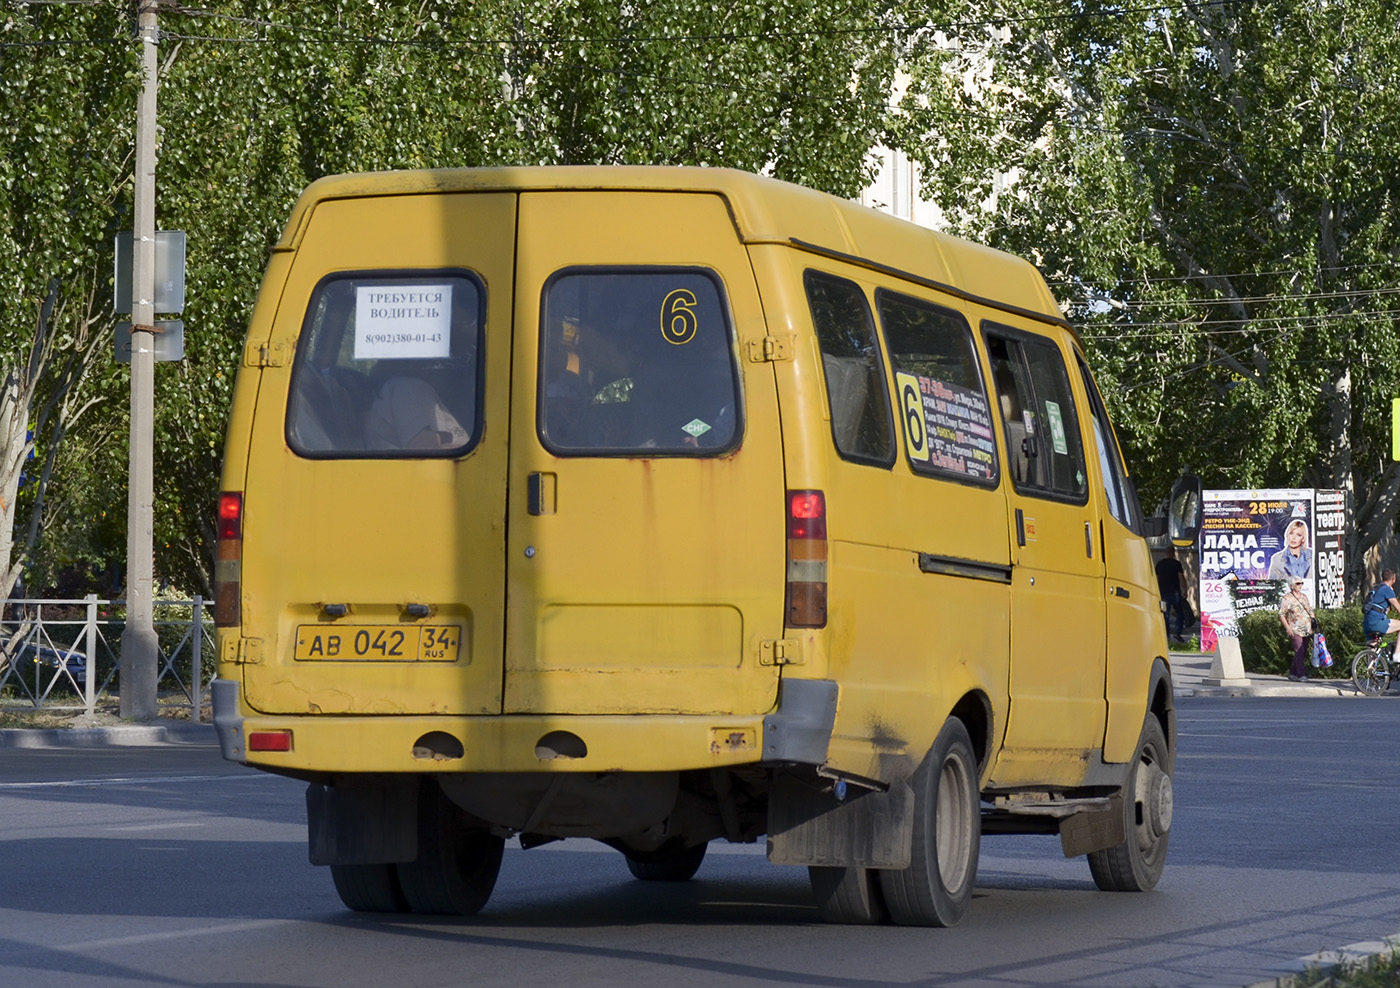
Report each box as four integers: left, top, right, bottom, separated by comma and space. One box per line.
1015, 508, 1026, 547
1084, 521, 1094, 559
527, 472, 556, 516
1113, 586, 1131, 599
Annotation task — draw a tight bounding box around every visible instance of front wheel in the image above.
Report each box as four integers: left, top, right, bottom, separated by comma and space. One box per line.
1352, 649, 1391, 696
878, 718, 980, 927
1088, 715, 1172, 892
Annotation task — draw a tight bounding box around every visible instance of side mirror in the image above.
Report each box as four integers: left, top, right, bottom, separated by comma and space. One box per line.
1167, 474, 1202, 547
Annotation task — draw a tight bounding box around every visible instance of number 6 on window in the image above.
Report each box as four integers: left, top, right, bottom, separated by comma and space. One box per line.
896, 372, 929, 463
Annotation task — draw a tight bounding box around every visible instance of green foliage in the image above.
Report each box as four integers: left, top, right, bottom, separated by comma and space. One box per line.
1237, 605, 1362, 678
2, 0, 899, 597
892, 0, 1400, 591
0, 2, 137, 594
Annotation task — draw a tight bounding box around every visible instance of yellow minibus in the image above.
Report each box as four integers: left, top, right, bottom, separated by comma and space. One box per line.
214, 166, 1201, 926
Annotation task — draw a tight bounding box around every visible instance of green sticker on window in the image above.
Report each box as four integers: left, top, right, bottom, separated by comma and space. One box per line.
1044, 401, 1069, 455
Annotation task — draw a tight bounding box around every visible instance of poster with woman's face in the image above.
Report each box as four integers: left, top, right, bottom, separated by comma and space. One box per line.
1199, 491, 1313, 583
1198, 490, 1314, 645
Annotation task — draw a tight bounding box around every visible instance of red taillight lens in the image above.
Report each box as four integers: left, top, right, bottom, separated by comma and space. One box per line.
788, 490, 827, 540
786, 490, 828, 628
214, 491, 242, 628
217, 492, 242, 540
248, 730, 292, 752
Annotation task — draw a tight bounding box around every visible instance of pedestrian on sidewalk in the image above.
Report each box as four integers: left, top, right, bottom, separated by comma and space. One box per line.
1279, 577, 1315, 682
1155, 547, 1189, 642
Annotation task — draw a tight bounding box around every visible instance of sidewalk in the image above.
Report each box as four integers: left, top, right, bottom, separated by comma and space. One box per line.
1170, 650, 1368, 698
0, 717, 214, 749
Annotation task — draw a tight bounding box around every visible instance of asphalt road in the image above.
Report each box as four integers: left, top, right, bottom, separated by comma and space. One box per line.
0, 696, 1396, 988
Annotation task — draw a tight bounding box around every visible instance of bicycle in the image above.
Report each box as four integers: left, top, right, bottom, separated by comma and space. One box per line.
1352, 633, 1396, 696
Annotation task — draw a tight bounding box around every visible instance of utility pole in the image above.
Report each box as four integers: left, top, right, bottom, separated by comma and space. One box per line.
121, 3, 160, 721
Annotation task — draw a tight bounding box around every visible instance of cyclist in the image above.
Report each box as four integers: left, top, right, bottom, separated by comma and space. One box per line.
1364, 569, 1400, 639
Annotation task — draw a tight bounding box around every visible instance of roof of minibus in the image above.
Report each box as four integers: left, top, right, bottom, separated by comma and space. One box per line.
278, 166, 1068, 329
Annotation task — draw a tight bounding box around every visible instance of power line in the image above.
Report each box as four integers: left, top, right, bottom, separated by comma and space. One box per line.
1048, 258, 1400, 290
1091, 285, 1400, 310
1078, 308, 1400, 339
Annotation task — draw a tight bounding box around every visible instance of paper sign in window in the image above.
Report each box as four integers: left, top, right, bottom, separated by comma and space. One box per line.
354, 284, 453, 360
1044, 400, 1070, 455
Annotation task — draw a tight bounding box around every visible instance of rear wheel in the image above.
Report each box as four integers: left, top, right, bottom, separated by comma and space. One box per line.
878, 718, 980, 927
624, 841, 707, 881
395, 783, 504, 916
1352, 649, 1391, 696
330, 862, 410, 913
808, 866, 888, 924
1088, 715, 1172, 891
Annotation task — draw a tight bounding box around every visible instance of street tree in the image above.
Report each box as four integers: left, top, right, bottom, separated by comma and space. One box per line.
0, 2, 136, 599
892, 0, 1400, 592
4, 0, 899, 598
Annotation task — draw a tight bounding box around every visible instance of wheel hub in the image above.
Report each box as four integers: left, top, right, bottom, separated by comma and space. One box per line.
1137, 764, 1173, 848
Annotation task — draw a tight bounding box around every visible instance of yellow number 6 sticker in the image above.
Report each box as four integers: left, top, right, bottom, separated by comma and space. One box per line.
661, 289, 698, 345
896, 372, 930, 463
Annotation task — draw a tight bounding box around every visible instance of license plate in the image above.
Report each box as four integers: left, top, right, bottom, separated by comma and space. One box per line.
294, 625, 460, 662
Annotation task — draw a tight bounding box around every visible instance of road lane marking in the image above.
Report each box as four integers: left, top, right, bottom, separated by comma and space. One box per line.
0, 773, 277, 789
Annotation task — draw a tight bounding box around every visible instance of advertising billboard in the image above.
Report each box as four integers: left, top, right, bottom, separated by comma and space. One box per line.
1198, 489, 1333, 651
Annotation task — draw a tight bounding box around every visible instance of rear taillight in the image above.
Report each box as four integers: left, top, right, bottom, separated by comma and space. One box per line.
786, 490, 827, 628
248, 729, 292, 752
214, 491, 242, 627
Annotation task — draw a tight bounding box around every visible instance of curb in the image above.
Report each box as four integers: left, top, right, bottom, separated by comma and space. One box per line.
1174, 681, 1361, 699
0, 721, 215, 749
1243, 936, 1400, 987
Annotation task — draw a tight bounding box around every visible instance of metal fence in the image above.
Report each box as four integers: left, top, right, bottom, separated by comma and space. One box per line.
0, 596, 215, 720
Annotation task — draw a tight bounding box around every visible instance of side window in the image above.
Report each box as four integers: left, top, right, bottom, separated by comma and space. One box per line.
876, 290, 997, 485
287, 272, 482, 458
984, 324, 1087, 502
539, 268, 741, 455
1077, 354, 1139, 530
804, 271, 894, 466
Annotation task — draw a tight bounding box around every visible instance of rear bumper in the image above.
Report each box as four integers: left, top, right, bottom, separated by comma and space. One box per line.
212, 677, 837, 775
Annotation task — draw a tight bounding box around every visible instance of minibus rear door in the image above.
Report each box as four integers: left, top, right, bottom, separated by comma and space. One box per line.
504, 190, 786, 717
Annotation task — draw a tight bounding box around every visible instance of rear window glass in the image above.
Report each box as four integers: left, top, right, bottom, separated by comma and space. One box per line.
286, 272, 483, 458
875, 290, 997, 485
539, 268, 741, 455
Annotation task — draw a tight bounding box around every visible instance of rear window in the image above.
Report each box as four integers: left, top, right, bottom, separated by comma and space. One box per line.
286, 272, 484, 458
539, 268, 741, 455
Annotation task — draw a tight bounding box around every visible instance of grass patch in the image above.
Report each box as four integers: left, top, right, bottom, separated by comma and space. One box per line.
1306, 947, 1400, 986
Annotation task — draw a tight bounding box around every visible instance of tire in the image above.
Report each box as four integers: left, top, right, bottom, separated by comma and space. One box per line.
1088, 715, 1172, 892
330, 862, 410, 913
395, 782, 504, 916
1352, 649, 1391, 696
624, 841, 707, 881
808, 866, 888, 924
878, 718, 980, 927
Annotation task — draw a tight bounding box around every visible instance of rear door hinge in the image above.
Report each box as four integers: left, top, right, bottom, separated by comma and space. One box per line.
236, 638, 263, 665
748, 334, 794, 363
760, 638, 803, 665
244, 341, 287, 367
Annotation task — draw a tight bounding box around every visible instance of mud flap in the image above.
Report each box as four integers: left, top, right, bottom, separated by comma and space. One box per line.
307, 778, 419, 866
1058, 794, 1126, 858
766, 773, 913, 869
